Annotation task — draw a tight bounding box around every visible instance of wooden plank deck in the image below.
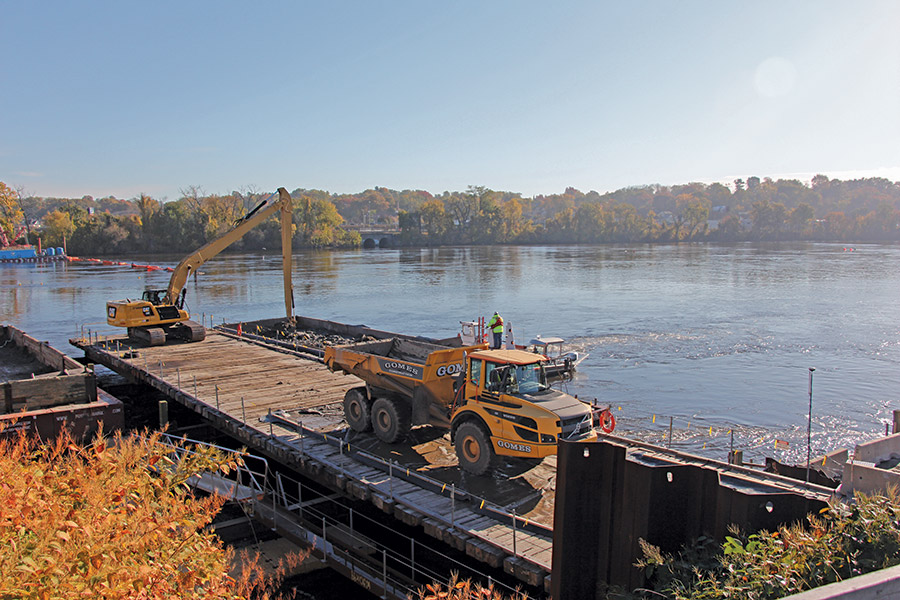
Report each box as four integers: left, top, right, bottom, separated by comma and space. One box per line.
73, 331, 556, 586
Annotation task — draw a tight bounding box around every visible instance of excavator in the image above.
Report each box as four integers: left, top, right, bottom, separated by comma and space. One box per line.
106, 187, 294, 346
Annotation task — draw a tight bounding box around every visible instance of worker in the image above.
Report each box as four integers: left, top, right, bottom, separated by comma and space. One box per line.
488, 312, 504, 349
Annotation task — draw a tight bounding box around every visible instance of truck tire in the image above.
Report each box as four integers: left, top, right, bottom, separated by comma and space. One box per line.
455, 421, 494, 476
343, 387, 372, 432
371, 397, 410, 443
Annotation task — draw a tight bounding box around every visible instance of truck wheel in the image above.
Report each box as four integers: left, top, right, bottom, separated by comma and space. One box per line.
371, 397, 410, 443
343, 387, 372, 432
455, 422, 494, 476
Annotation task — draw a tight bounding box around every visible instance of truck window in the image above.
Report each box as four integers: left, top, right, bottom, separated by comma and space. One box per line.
470, 359, 482, 386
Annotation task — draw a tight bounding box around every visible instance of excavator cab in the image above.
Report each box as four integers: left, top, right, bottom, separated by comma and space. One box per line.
141, 289, 165, 305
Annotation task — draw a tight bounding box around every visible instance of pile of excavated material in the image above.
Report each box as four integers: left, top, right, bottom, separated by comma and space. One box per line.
259, 322, 374, 349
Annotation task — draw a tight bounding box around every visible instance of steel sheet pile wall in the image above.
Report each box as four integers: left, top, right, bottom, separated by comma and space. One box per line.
551, 439, 828, 599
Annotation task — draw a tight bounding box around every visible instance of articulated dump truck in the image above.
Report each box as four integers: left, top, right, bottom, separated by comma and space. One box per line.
323, 337, 604, 475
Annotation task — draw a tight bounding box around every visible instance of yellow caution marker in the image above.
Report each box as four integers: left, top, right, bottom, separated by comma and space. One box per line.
652, 414, 656, 424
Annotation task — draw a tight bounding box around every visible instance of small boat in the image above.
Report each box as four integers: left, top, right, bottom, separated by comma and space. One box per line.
457, 319, 587, 379
521, 335, 588, 380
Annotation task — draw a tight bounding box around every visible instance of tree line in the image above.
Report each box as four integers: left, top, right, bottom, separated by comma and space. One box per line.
3, 175, 900, 255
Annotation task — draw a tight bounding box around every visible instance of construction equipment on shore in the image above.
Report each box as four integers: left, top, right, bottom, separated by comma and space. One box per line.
106, 187, 294, 346
324, 337, 606, 475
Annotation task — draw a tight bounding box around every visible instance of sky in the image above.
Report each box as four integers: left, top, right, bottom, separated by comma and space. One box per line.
2, 1, 899, 202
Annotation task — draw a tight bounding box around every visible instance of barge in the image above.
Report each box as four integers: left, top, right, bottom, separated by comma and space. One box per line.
1, 325, 123, 440
0, 246, 67, 263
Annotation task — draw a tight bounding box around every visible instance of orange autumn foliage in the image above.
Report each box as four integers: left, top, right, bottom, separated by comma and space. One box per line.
0, 428, 294, 600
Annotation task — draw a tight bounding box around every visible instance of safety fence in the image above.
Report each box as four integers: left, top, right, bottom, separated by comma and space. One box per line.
156, 433, 534, 600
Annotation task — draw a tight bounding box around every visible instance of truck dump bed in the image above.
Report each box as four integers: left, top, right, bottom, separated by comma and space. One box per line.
324, 337, 484, 426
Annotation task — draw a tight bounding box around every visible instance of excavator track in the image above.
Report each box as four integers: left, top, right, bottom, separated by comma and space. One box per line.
169, 320, 206, 342
128, 327, 166, 346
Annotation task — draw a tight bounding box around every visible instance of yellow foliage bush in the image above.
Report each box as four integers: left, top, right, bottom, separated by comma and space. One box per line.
0, 428, 292, 600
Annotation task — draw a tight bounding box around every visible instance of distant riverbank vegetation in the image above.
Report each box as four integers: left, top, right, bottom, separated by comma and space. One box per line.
2, 175, 899, 255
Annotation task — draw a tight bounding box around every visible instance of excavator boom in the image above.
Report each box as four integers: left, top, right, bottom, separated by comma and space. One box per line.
164, 187, 293, 318
107, 187, 294, 345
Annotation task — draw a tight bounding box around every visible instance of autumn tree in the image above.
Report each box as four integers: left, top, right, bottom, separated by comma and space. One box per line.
136, 193, 162, 251
0, 428, 301, 599
40, 210, 76, 248
0, 181, 23, 242
420, 199, 450, 244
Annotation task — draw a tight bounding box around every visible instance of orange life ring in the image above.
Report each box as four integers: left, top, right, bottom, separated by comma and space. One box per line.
599, 410, 616, 433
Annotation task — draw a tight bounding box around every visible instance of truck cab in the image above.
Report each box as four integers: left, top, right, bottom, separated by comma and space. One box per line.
451, 349, 598, 474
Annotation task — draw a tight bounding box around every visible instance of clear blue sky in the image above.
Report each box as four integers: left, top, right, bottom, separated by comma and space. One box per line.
2, 1, 899, 201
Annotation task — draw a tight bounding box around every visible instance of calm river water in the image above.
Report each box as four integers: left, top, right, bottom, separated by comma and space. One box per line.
3, 242, 898, 464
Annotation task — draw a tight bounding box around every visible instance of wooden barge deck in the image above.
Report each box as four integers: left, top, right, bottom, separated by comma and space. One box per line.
71, 329, 557, 589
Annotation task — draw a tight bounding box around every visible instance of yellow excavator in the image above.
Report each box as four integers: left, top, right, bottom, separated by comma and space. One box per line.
106, 187, 294, 346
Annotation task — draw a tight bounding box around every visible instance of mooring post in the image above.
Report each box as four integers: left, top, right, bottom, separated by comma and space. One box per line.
806, 367, 815, 485
893, 410, 900, 434
159, 360, 163, 379
158, 400, 168, 428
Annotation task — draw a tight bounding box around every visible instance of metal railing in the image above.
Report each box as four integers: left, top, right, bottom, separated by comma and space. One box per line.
163, 434, 532, 600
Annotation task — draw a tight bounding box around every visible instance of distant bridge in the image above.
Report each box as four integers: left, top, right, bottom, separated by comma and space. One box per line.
345, 226, 401, 249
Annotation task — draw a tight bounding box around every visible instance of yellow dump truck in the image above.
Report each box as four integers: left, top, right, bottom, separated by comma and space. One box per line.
323, 337, 603, 475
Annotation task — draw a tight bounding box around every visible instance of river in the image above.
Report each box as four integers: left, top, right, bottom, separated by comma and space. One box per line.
3, 242, 898, 465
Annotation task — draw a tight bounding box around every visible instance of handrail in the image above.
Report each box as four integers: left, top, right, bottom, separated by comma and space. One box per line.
162, 434, 529, 599
263, 409, 553, 537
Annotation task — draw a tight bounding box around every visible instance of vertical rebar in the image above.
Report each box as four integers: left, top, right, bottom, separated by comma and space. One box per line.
410, 538, 415, 580
215, 384, 220, 411
382, 549, 387, 600
177, 368, 181, 389
668, 416, 674, 448
299, 420, 304, 455
241, 397, 246, 424
193, 375, 197, 398
512, 510, 517, 557
451, 484, 455, 527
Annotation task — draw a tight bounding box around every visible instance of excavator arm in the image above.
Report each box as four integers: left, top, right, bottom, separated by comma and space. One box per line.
163, 187, 294, 321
